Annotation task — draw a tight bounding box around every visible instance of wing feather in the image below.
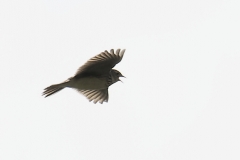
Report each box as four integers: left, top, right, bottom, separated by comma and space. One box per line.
74, 49, 125, 78
77, 89, 109, 104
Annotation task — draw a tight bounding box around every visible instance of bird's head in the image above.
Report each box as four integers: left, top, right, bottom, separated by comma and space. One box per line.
111, 69, 125, 83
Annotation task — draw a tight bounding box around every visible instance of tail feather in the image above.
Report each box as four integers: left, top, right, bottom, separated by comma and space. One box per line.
43, 84, 65, 97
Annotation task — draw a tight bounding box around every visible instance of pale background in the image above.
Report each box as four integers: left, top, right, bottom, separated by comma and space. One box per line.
1, 0, 240, 160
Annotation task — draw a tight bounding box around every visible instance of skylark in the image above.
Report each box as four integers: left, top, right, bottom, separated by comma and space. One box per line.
43, 49, 125, 104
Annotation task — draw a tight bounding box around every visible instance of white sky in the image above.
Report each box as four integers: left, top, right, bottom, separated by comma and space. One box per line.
1, 0, 240, 159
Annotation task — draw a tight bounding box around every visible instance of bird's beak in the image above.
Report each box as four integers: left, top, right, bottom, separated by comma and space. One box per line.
120, 75, 125, 78
119, 75, 125, 83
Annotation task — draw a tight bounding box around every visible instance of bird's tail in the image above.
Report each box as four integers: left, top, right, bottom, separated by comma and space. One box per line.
43, 81, 69, 97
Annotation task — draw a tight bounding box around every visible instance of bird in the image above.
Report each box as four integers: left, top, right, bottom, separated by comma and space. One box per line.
42, 49, 125, 104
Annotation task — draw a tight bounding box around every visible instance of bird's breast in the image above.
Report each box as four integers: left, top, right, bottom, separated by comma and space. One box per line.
68, 76, 107, 90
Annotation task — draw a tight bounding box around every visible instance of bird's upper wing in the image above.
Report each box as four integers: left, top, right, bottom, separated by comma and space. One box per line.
74, 49, 125, 78
77, 89, 109, 104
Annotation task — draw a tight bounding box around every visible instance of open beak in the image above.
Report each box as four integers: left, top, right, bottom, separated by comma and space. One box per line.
119, 75, 125, 83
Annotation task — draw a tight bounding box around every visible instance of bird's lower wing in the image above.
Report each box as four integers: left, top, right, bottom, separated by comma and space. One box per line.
77, 89, 109, 104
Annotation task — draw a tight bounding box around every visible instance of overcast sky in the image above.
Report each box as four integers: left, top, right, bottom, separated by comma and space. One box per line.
1, 0, 240, 160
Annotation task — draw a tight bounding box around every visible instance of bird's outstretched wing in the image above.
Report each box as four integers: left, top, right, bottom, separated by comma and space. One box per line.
74, 49, 125, 78
77, 89, 109, 104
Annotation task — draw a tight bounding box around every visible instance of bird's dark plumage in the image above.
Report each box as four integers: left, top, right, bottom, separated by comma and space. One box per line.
43, 49, 125, 104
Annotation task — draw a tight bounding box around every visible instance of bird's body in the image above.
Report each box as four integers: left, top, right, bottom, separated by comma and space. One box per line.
43, 49, 125, 104
69, 76, 108, 89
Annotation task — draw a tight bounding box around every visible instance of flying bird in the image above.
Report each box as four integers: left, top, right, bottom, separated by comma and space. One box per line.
42, 49, 125, 104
